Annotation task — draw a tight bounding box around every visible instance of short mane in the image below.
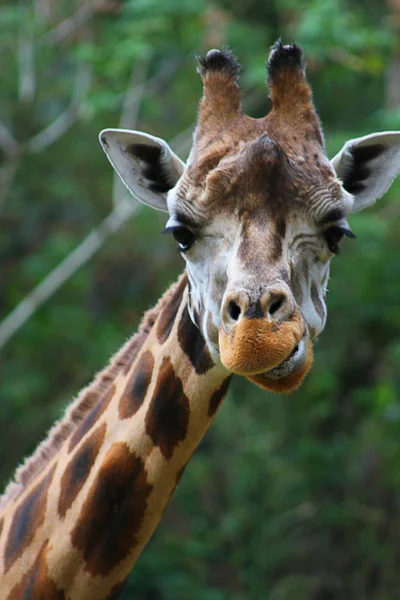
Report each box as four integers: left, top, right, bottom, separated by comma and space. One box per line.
0, 274, 187, 509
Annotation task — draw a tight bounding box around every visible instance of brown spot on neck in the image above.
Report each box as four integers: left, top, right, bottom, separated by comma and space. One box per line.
119, 350, 155, 420
68, 386, 115, 454
71, 442, 153, 577
156, 274, 187, 343
58, 423, 106, 519
5, 465, 56, 572
145, 357, 190, 460
178, 305, 214, 375
208, 376, 232, 418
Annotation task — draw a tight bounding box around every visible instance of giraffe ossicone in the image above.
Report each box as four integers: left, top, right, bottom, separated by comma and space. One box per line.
1, 42, 400, 599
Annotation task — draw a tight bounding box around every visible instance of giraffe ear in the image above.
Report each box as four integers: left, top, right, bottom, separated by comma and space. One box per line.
331, 131, 400, 212
99, 129, 185, 212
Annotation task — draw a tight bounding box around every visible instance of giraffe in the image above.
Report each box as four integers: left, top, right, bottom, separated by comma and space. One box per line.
1, 41, 400, 599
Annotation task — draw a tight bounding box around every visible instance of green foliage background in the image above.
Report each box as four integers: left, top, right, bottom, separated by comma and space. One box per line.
1, 1, 400, 598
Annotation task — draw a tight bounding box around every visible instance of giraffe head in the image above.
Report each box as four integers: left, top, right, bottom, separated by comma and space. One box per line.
100, 42, 400, 394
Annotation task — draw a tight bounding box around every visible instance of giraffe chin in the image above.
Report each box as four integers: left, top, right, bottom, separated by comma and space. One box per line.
247, 338, 314, 393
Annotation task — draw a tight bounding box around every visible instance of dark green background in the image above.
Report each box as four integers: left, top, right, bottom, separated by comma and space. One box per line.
1, 1, 400, 598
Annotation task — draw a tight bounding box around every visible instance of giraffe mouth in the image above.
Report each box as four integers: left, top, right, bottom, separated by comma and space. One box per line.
247, 335, 313, 393
263, 336, 307, 379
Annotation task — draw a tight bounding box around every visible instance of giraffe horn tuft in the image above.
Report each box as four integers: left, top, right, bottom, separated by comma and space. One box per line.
266, 40, 311, 112
197, 48, 241, 81
267, 40, 305, 82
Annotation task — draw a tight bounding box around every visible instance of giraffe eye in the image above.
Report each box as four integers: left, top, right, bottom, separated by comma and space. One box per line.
166, 226, 196, 252
323, 225, 355, 254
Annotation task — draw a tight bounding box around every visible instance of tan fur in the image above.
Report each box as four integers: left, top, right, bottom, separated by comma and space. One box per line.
199, 73, 242, 125
197, 55, 242, 139
0, 275, 187, 510
268, 63, 313, 118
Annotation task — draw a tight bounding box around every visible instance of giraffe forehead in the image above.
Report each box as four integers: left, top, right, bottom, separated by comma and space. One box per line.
176, 136, 341, 225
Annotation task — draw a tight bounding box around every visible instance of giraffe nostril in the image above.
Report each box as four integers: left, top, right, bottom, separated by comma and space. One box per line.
268, 294, 286, 316
228, 301, 241, 321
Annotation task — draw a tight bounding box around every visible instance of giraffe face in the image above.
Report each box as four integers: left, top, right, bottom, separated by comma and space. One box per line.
100, 42, 400, 393
165, 134, 353, 392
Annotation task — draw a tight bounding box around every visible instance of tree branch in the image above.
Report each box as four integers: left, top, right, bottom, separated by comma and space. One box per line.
0, 122, 19, 156
132, 56, 186, 99
0, 156, 21, 216
42, 0, 97, 44
18, 27, 35, 102
26, 58, 92, 154
120, 57, 151, 130
34, 0, 51, 21
0, 201, 139, 351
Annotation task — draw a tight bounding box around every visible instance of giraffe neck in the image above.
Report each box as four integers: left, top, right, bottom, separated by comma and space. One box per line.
0, 273, 232, 599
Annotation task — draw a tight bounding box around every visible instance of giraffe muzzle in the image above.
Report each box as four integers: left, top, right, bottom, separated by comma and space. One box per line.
248, 335, 313, 393
218, 309, 313, 393
265, 335, 308, 379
